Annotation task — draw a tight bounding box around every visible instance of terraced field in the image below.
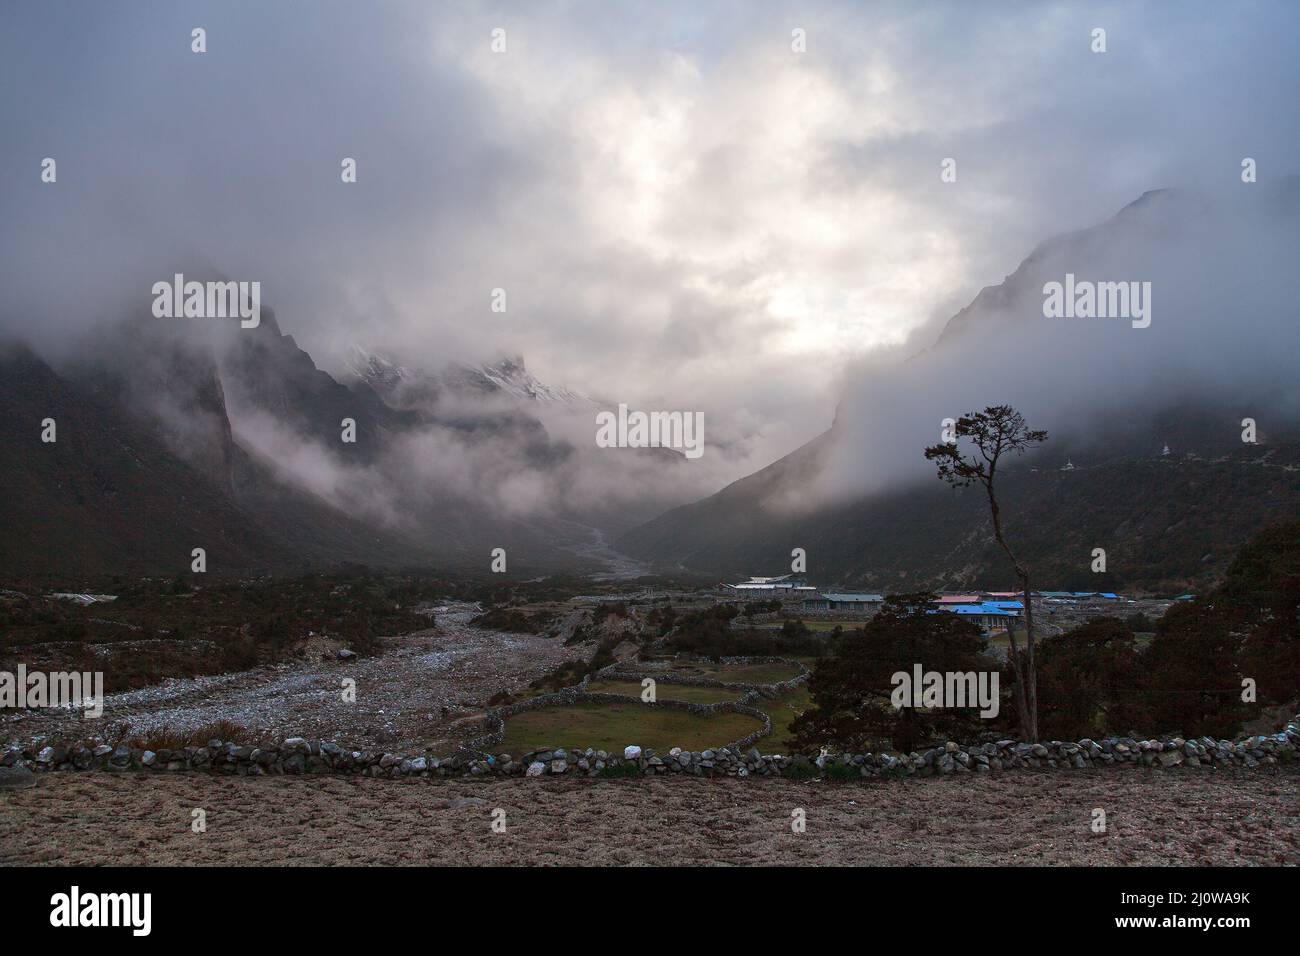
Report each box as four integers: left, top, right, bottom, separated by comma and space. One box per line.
584, 679, 744, 703
658, 661, 803, 684
494, 701, 763, 754
489, 659, 813, 755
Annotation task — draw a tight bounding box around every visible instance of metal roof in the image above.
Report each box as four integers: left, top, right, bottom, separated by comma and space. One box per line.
938, 603, 1017, 617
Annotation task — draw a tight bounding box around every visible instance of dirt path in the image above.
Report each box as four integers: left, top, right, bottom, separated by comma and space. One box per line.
3, 766, 1295, 866
0, 604, 578, 752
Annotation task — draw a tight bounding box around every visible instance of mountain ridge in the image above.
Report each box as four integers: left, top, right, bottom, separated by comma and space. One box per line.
616, 187, 1300, 591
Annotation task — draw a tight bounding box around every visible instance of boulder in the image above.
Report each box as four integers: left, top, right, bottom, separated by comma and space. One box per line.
0, 766, 36, 789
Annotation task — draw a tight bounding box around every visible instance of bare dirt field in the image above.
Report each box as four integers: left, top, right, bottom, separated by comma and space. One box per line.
3, 766, 1295, 866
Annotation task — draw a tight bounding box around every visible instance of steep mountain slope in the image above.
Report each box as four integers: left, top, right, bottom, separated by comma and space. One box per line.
0, 309, 652, 579
617, 188, 1300, 592
0, 342, 292, 580
221, 311, 416, 465
621, 442, 1300, 593
0, 337, 440, 582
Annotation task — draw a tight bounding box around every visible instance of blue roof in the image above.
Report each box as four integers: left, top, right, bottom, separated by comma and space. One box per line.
940, 603, 1017, 617
985, 600, 1024, 610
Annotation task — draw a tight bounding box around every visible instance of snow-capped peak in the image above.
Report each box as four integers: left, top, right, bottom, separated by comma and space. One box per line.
472, 356, 590, 405
345, 345, 590, 407
344, 344, 411, 388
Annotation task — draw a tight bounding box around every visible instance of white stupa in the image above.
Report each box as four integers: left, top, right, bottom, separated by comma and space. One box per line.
1161, 444, 1171, 456
1061, 459, 1075, 471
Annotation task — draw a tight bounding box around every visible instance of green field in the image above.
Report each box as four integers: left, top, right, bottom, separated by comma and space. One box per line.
495, 701, 763, 754
760, 686, 813, 753
666, 661, 802, 685
800, 619, 870, 633
584, 679, 745, 704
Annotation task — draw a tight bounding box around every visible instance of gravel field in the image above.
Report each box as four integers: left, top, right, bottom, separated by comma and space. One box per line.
0, 605, 578, 752
3, 766, 1295, 866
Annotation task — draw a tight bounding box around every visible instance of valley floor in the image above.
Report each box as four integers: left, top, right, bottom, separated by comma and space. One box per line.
0, 603, 574, 753
3, 766, 1295, 866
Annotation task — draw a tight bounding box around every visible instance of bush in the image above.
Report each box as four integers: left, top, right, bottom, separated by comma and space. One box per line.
597, 761, 642, 778
122, 720, 261, 750
472, 607, 551, 634
664, 604, 828, 658
790, 592, 1000, 753
592, 602, 628, 624
784, 759, 820, 780
1137, 520, 1298, 737
822, 762, 860, 782
1035, 617, 1149, 740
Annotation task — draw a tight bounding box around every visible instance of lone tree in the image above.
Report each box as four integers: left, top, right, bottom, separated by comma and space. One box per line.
924, 405, 1047, 740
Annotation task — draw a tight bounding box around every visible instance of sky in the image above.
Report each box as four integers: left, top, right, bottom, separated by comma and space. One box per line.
2, 0, 1299, 481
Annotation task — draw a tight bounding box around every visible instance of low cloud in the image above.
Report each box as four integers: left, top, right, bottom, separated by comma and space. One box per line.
2, 2, 1298, 524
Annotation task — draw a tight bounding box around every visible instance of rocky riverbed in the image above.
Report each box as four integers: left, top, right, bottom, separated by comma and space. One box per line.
0, 603, 579, 753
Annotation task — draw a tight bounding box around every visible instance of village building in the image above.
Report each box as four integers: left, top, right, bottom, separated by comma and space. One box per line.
933, 601, 1022, 631
723, 574, 816, 594
801, 592, 885, 615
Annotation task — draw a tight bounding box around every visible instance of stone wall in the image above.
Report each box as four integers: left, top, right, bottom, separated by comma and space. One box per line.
5, 651, 1294, 786
3, 718, 1296, 785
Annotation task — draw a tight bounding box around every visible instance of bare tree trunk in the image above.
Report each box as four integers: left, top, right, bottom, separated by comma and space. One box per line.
1018, 569, 1039, 742
1001, 615, 1032, 740
987, 492, 1036, 740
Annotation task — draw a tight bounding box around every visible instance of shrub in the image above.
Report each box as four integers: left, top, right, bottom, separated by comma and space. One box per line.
123, 720, 261, 750
822, 762, 860, 782
597, 761, 642, 778
790, 592, 998, 753
784, 760, 820, 780
1035, 617, 1149, 740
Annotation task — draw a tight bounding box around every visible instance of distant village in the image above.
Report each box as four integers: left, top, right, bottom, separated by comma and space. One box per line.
721, 575, 1186, 634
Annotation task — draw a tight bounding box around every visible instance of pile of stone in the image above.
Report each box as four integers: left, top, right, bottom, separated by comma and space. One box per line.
3, 716, 1296, 782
